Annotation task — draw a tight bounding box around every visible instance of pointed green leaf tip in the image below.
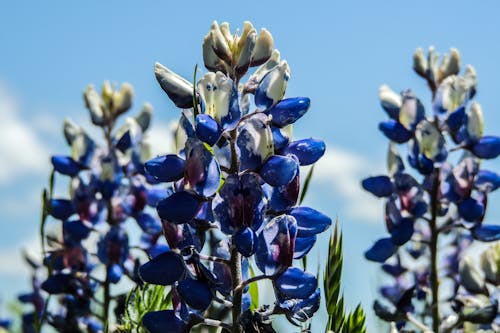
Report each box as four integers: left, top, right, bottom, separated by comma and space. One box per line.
324, 222, 366, 333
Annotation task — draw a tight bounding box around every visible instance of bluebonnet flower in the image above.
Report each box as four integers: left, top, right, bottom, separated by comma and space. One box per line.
138, 21, 331, 332
31, 81, 166, 332
363, 47, 500, 332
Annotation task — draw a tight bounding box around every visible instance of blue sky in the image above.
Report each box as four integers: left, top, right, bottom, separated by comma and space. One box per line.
1, 0, 500, 330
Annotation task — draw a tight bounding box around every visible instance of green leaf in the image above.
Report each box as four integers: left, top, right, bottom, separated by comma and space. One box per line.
299, 164, 315, 205
248, 263, 259, 311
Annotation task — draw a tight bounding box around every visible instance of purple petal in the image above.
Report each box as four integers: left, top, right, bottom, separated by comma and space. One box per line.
195, 114, 222, 146
184, 138, 220, 197
255, 215, 297, 276
50, 199, 75, 220
475, 170, 500, 193
378, 120, 412, 143
267, 172, 300, 212
293, 235, 317, 259
458, 198, 485, 222
51, 155, 81, 176
234, 227, 257, 257
389, 218, 414, 246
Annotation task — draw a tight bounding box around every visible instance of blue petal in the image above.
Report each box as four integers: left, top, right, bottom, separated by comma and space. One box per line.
282, 138, 326, 165
63, 219, 91, 242
458, 198, 485, 222
362, 176, 394, 197
267, 173, 300, 212
157, 191, 201, 224
260, 155, 298, 186
268, 97, 310, 127
107, 264, 123, 284
220, 85, 241, 130
147, 188, 171, 207
145, 155, 185, 183
255, 215, 297, 276
293, 235, 316, 259
276, 267, 317, 299
475, 170, 500, 193
139, 251, 185, 285
471, 224, 500, 242
378, 120, 412, 143
51, 155, 82, 176
176, 279, 213, 311
97, 227, 129, 265
280, 288, 320, 323
184, 138, 221, 197
142, 310, 186, 333
289, 207, 331, 237
255, 63, 289, 110
364, 238, 397, 263
389, 218, 414, 246
446, 105, 466, 132
472, 136, 500, 159
146, 243, 170, 258
50, 199, 75, 220
135, 212, 162, 234
213, 173, 265, 235
234, 227, 257, 257
195, 114, 222, 146
41, 274, 72, 294
271, 126, 290, 152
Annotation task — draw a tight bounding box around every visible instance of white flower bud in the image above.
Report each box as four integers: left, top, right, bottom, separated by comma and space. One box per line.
413, 47, 428, 77
83, 85, 106, 125
459, 256, 486, 294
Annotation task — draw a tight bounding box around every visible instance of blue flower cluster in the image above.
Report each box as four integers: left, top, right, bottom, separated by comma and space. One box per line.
20, 82, 169, 332
137, 21, 331, 332
363, 48, 500, 332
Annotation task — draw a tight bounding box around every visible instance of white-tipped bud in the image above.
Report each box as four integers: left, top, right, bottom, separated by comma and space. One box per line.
250, 49, 281, 86
208, 21, 232, 63
83, 85, 106, 125
101, 80, 113, 103
467, 102, 484, 140
113, 82, 134, 115
235, 25, 257, 74
63, 118, 81, 146
379, 84, 402, 112
444, 48, 461, 77
251, 28, 274, 67
135, 103, 153, 132
413, 47, 428, 77
459, 256, 486, 294
154, 62, 194, 109
197, 71, 232, 123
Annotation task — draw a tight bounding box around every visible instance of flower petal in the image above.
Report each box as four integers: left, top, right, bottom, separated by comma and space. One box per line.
156, 191, 201, 224
282, 138, 325, 166
276, 267, 317, 299
255, 61, 290, 110
471, 224, 500, 242
362, 175, 394, 198
139, 251, 186, 285
365, 238, 397, 263
195, 114, 222, 146
155, 62, 194, 109
237, 113, 274, 171
142, 310, 186, 333
145, 155, 185, 183
260, 155, 298, 186
176, 279, 213, 311
268, 97, 310, 127
289, 207, 331, 237
184, 139, 221, 197
472, 136, 500, 159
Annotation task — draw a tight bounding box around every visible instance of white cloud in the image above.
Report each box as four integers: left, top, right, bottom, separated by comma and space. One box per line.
313, 145, 385, 222
0, 83, 51, 184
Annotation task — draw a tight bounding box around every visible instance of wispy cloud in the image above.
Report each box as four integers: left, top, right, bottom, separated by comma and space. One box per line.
313, 145, 384, 223
0, 82, 51, 184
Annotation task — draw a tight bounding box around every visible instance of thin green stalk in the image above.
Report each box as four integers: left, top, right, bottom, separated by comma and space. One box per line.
103, 269, 111, 331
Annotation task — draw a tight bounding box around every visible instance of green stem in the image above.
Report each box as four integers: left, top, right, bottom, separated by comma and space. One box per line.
230, 247, 242, 333
429, 167, 440, 333
103, 268, 111, 331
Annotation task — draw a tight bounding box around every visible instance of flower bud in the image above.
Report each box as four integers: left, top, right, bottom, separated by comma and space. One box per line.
467, 102, 484, 140
440, 48, 461, 80
154, 62, 194, 109
379, 85, 402, 119
413, 47, 428, 77
207, 21, 232, 63
135, 103, 153, 132
251, 28, 274, 67
62, 118, 80, 146
112, 82, 134, 115
255, 60, 290, 110
481, 243, 500, 284
459, 256, 486, 294
83, 85, 106, 125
